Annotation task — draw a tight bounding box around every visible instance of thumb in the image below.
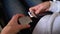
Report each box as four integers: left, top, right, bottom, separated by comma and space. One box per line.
11, 14, 24, 21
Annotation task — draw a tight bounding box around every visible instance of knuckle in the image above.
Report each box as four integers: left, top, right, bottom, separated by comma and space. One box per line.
29, 8, 32, 10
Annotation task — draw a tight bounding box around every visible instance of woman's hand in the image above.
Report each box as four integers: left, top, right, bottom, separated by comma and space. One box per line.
29, 1, 51, 14
1, 14, 30, 34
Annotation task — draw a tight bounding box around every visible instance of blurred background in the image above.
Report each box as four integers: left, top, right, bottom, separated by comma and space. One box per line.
0, 0, 50, 33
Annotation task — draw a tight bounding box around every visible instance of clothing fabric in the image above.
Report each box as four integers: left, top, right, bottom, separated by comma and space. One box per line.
33, 1, 60, 34
49, 1, 60, 12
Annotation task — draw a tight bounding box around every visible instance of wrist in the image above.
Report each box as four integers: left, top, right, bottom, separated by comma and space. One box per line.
1, 26, 17, 34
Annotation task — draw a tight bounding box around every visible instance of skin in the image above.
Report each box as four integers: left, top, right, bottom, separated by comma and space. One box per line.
29, 1, 51, 14
1, 1, 51, 34
1, 14, 30, 34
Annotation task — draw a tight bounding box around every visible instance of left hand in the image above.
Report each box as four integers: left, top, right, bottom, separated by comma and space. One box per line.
29, 1, 51, 14
1, 14, 30, 34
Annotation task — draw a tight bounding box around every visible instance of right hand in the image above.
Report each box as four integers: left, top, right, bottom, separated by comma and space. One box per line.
1, 14, 30, 34
29, 1, 51, 15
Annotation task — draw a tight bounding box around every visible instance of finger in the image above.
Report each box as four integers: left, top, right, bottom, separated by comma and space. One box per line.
29, 7, 36, 12
18, 24, 30, 30
35, 8, 42, 14
29, 8, 33, 12
8, 14, 25, 25
11, 14, 25, 22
